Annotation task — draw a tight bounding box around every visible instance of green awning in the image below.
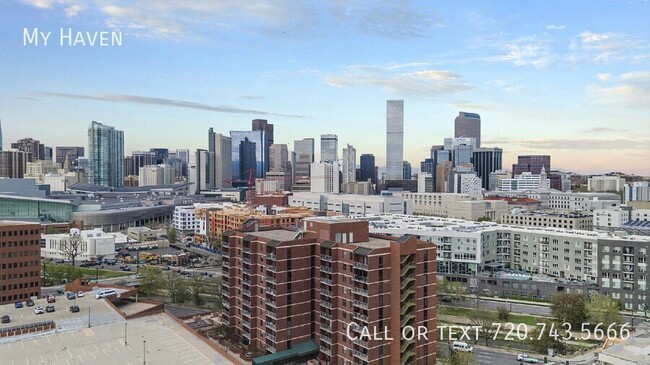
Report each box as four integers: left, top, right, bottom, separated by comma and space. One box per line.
252, 341, 319, 365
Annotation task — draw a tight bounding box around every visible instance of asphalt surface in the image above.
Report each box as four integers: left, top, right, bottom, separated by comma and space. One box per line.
437, 343, 565, 365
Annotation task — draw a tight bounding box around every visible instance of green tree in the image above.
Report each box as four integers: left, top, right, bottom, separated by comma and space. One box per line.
188, 274, 206, 305
586, 294, 623, 330
477, 217, 492, 222
439, 278, 468, 302
138, 266, 164, 297
468, 309, 497, 346
440, 347, 476, 365
164, 272, 188, 303
527, 319, 567, 354
496, 306, 511, 321
550, 292, 588, 328
166, 228, 178, 244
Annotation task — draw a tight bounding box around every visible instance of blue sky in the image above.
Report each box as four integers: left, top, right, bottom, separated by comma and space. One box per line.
1, 0, 649, 175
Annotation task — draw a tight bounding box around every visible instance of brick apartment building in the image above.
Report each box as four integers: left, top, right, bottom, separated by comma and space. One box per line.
221, 217, 437, 365
0, 221, 42, 304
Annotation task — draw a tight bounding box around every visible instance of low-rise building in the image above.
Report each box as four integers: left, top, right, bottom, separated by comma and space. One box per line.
41, 228, 116, 262
402, 192, 508, 222
485, 190, 620, 212
208, 206, 313, 240
126, 226, 164, 242
588, 175, 625, 192
502, 210, 593, 230
289, 191, 412, 215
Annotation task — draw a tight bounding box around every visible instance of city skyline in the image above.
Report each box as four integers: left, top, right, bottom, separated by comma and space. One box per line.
1, 1, 649, 175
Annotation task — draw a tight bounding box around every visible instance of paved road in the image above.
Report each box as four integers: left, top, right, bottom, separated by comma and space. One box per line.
437, 343, 567, 365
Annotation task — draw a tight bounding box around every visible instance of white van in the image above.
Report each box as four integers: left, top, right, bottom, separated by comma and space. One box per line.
95, 289, 117, 299
452, 341, 473, 352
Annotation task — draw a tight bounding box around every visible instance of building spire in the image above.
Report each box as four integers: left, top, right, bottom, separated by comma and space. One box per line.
63, 153, 71, 173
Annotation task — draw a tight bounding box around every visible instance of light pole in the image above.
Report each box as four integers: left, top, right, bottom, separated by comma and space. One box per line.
124, 323, 128, 346
88, 307, 91, 328
143, 340, 146, 364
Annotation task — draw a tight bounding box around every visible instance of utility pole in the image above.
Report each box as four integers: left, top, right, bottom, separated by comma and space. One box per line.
125, 322, 128, 346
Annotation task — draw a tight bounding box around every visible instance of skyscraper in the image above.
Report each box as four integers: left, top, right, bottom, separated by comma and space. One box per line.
359, 153, 377, 186
252, 119, 274, 172
214, 133, 232, 189
342, 144, 356, 184
403, 160, 412, 179
310, 161, 341, 193
11, 137, 45, 162
294, 138, 315, 177
320, 134, 338, 163
269, 144, 289, 171
472, 147, 503, 190
230, 130, 266, 181
239, 138, 257, 182
512, 155, 551, 175
193, 149, 209, 194
386, 100, 404, 180
0, 119, 3, 152
176, 149, 190, 177
0, 149, 28, 178
55, 147, 84, 166
88, 121, 124, 188
454, 111, 481, 148
149, 148, 168, 164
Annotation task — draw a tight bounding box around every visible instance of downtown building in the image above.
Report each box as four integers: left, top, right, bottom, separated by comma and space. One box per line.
88, 121, 124, 188
221, 217, 437, 365
385, 100, 404, 181
454, 112, 481, 148
0, 221, 42, 304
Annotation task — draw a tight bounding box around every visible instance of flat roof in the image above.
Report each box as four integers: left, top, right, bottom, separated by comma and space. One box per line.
248, 229, 300, 241
352, 236, 393, 249
252, 340, 319, 365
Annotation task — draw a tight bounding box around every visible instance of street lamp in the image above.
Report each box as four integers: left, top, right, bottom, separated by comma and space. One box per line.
143, 340, 146, 364
124, 323, 128, 346
88, 307, 91, 328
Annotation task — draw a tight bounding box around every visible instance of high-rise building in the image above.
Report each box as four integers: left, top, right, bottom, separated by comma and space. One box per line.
588, 176, 626, 192
320, 134, 338, 163
310, 161, 341, 193
420, 158, 434, 175
55, 147, 84, 167
125, 151, 155, 179
454, 111, 481, 148
472, 147, 503, 190
0, 119, 3, 152
88, 121, 124, 188
0, 222, 42, 304
239, 137, 257, 182
386, 100, 404, 180
444, 137, 476, 167
214, 133, 232, 189
512, 155, 551, 176
342, 144, 356, 184
417, 172, 434, 193
231, 130, 267, 181
252, 119, 274, 173
294, 138, 315, 178
44, 147, 53, 162
449, 165, 483, 198
149, 148, 169, 165
176, 149, 190, 177
221, 218, 437, 364
139, 164, 174, 186
625, 182, 650, 203
403, 160, 412, 179
11, 137, 45, 162
436, 160, 453, 193
0, 149, 28, 178
269, 144, 289, 172
192, 149, 210, 194
359, 154, 377, 187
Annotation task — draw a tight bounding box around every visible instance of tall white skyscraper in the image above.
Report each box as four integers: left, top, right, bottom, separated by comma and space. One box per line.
320, 134, 338, 163
139, 164, 174, 186
342, 144, 356, 184
310, 161, 341, 193
386, 100, 404, 180
88, 121, 124, 188
213, 133, 232, 189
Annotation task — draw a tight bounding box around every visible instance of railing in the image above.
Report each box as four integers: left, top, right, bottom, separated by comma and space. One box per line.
242, 320, 251, 328
266, 333, 276, 342
321, 301, 332, 309
321, 266, 333, 274
242, 299, 250, 307
321, 312, 332, 321
267, 276, 276, 284
400, 263, 415, 276
353, 287, 368, 296
321, 348, 332, 357
400, 338, 415, 353
321, 322, 331, 332
267, 265, 276, 272
243, 257, 251, 264
353, 350, 369, 361
400, 301, 415, 315
354, 262, 368, 270
266, 345, 275, 353
354, 300, 368, 309
354, 275, 368, 283
353, 337, 368, 347
267, 298, 276, 307
400, 314, 415, 328
400, 255, 411, 265
321, 289, 333, 297
266, 253, 276, 261
400, 351, 415, 365
353, 312, 368, 321
267, 311, 276, 319
243, 309, 251, 317
242, 289, 251, 297
266, 287, 276, 296
243, 268, 251, 275
400, 276, 415, 290
320, 254, 332, 261
321, 335, 332, 345
267, 322, 276, 331
243, 248, 251, 254
321, 278, 333, 286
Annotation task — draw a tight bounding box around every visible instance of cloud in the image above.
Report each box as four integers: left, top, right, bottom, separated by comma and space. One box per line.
493, 37, 554, 68
29, 91, 308, 118
453, 101, 493, 110
518, 138, 650, 150
63, 4, 82, 17
568, 31, 650, 64
589, 71, 650, 108
21, 0, 84, 16
596, 73, 611, 82
582, 127, 628, 133
546, 24, 567, 30
325, 64, 472, 96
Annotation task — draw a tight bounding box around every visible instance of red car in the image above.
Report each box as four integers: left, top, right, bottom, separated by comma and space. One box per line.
47, 295, 56, 303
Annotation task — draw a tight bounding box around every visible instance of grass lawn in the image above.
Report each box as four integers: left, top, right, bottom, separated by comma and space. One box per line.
440, 305, 546, 326
76, 267, 132, 278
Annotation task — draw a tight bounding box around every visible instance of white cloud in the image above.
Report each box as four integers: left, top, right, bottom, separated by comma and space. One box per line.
325, 64, 471, 96
589, 71, 650, 108
493, 38, 554, 68
596, 73, 611, 82
546, 24, 566, 30
63, 4, 83, 17
569, 31, 650, 64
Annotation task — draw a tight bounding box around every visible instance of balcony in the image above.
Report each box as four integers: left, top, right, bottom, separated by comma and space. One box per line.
354, 262, 368, 270
243, 248, 251, 254
266, 287, 276, 296
222, 260, 230, 268
222, 242, 229, 249
243, 309, 251, 317
353, 287, 368, 296
266, 345, 275, 353
321, 289, 333, 297
321, 278, 333, 286
266, 253, 277, 261
321, 265, 333, 274
320, 254, 332, 262
267, 298, 276, 307
267, 276, 276, 284
353, 350, 369, 361
353, 312, 368, 322
353, 337, 368, 347
267, 265, 277, 273
242, 289, 251, 297
242, 331, 251, 340
242, 299, 251, 307
267, 311, 277, 320
243, 268, 251, 275
321, 323, 332, 332
354, 300, 368, 309
321, 301, 332, 309
354, 275, 368, 283
222, 301, 230, 309
267, 321, 276, 331
321, 335, 332, 345
266, 334, 276, 342
321, 312, 332, 321
321, 348, 332, 357
243, 279, 251, 287
243, 257, 251, 264
242, 320, 251, 328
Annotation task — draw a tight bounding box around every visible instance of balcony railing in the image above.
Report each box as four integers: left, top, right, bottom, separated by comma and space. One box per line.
266, 253, 276, 261
353, 312, 368, 322
267, 311, 277, 320
321, 335, 332, 345
243, 268, 251, 275
243, 248, 251, 254
242, 320, 251, 328
243, 309, 251, 317
353, 287, 368, 296
266, 334, 276, 342
321, 301, 332, 309
321, 323, 332, 332
242, 299, 251, 307
266, 345, 275, 353
320, 254, 332, 261
266, 287, 276, 296
354, 275, 368, 283
321, 289, 333, 297
267, 322, 276, 331
353, 337, 368, 347
354, 261, 369, 270
353, 350, 368, 361
321, 266, 333, 274
267, 276, 276, 284
321, 278, 333, 286
243, 257, 251, 264
267, 298, 276, 307
267, 265, 276, 272
242, 289, 251, 297
354, 300, 368, 309
321, 312, 332, 321
321, 348, 332, 357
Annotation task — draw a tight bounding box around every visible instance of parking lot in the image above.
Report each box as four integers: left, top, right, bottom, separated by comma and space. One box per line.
0, 288, 128, 342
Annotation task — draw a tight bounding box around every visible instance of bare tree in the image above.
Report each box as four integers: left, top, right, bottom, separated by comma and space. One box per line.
188, 275, 206, 305
60, 233, 83, 267
165, 272, 187, 303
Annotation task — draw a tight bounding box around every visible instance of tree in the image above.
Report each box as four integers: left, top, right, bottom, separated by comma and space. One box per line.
440, 346, 476, 365
167, 228, 178, 244
164, 272, 187, 303
468, 309, 497, 346
550, 292, 588, 328
60, 234, 83, 267
586, 294, 623, 330
139, 266, 164, 297
188, 274, 206, 305
527, 319, 567, 354
439, 278, 468, 302
496, 306, 510, 321
477, 217, 492, 222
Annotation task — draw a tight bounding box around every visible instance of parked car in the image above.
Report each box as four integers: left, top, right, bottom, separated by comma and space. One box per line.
34, 306, 44, 314
47, 295, 56, 303
1, 315, 10, 323
56, 288, 65, 295
69, 305, 80, 313
77, 291, 85, 298
14, 301, 23, 308
45, 305, 55, 313
517, 354, 540, 363
26, 299, 35, 307
122, 266, 131, 271
67, 292, 76, 300
452, 341, 473, 353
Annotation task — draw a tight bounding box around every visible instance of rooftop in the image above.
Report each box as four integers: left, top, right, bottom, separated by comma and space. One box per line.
248, 229, 302, 241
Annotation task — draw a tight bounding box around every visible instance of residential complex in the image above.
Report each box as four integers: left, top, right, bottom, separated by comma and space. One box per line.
501, 210, 593, 230
0, 221, 41, 304
588, 175, 626, 192
221, 217, 437, 364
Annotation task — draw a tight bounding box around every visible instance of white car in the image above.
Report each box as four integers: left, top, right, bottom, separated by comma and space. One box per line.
77, 291, 85, 298
517, 354, 539, 363
34, 306, 44, 314
452, 341, 473, 353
